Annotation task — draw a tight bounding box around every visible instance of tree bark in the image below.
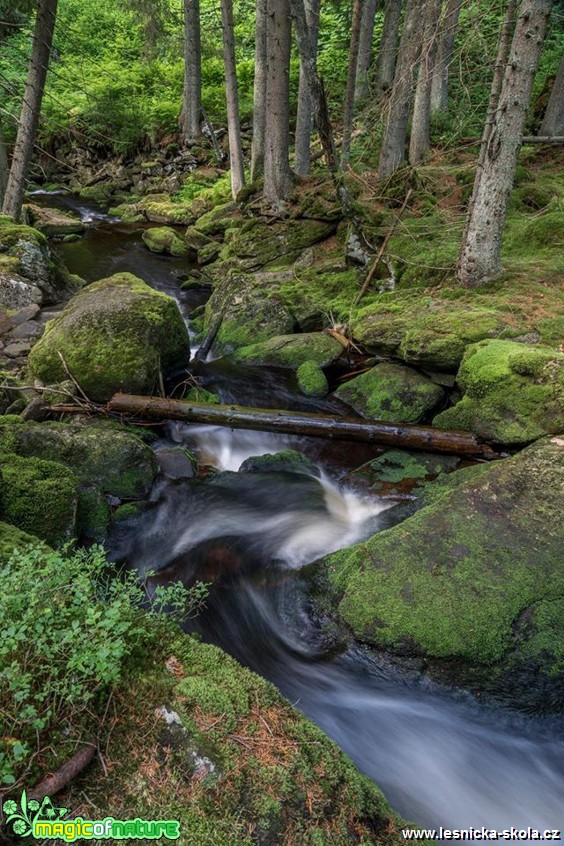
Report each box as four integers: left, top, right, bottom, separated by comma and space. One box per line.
264, 0, 293, 207
377, 0, 421, 179
375, 0, 403, 96
0, 115, 8, 208
106, 394, 499, 459
251, 0, 268, 181
340, 0, 364, 169
540, 52, 564, 136
289, 0, 339, 174
457, 0, 552, 288
354, 0, 380, 104
294, 0, 320, 175
409, 0, 442, 165
221, 0, 246, 197
180, 0, 202, 144
430, 0, 463, 113
2, 0, 58, 221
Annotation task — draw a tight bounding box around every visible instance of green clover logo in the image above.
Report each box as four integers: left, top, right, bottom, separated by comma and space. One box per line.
2, 790, 66, 838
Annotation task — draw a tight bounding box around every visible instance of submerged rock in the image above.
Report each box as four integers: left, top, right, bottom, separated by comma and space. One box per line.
434, 339, 564, 444
233, 332, 343, 369
28, 272, 190, 402
321, 437, 564, 708
335, 362, 444, 423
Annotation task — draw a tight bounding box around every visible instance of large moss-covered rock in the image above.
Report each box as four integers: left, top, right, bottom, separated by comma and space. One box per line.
335, 363, 444, 423
0, 452, 78, 546
0, 420, 158, 498
25, 204, 85, 237
204, 272, 295, 353
233, 332, 343, 369
297, 360, 329, 397
434, 340, 564, 444
0, 520, 45, 563
323, 437, 564, 706
141, 197, 196, 226
142, 226, 193, 257
28, 273, 190, 402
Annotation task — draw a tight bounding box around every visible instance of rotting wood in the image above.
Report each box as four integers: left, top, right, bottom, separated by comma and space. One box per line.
97, 394, 501, 459
194, 314, 223, 361
27, 742, 96, 800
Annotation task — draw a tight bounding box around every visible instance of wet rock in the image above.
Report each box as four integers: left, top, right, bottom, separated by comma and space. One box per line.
239, 450, 320, 477
142, 226, 194, 258
335, 362, 444, 423
156, 446, 197, 481
233, 332, 343, 370
322, 437, 564, 708
434, 339, 564, 444
28, 272, 190, 402
348, 449, 462, 498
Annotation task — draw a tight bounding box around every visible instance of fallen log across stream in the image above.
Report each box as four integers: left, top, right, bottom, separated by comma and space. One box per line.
92, 394, 501, 460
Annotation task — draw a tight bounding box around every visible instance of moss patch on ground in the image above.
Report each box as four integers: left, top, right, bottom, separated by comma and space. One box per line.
321, 438, 564, 702
28, 272, 190, 402
434, 339, 564, 444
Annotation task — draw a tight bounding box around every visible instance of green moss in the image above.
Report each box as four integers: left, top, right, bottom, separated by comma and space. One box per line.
184, 386, 220, 404
234, 333, 343, 370
239, 450, 318, 476
0, 520, 45, 563
79, 182, 115, 205
323, 439, 564, 690
386, 212, 462, 288
521, 212, 564, 248
516, 597, 564, 677
114, 501, 145, 521
142, 200, 196, 226
76, 483, 111, 543
297, 360, 329, 397
192, 201, 241, 237
336, 363, 444, 423
0, 222, 47, 250
0, 452, 78, 545
0, 421, 158, 497
142, 226, 192, 257
434, 340, 564, 444
28, 273, 190, 402
350, 450, 462, 498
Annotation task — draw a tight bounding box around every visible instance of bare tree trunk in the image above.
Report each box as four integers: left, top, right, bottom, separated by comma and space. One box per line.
377, 0, 421, 179
409, 0, 442, 164
294, 0, 320, 175
540, 52, 564, 136
264, 0, 293, 206
430, 0, 463, 113
457, 0, 552, 288
354, 0, 380, 104
340, 0, 364, 169
180, 0, 202, 144
0, 117, 8, 208
375, 0, 403, 96
289, 0, 339, 174
221, 0, 245, 197
3, 0, 58, 221
251, 0, 268, 181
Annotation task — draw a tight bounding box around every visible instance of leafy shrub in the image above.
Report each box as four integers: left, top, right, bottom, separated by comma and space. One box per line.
0, 543, 207, 787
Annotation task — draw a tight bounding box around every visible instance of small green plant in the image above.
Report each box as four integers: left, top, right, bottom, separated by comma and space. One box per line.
0, 544, 207, 788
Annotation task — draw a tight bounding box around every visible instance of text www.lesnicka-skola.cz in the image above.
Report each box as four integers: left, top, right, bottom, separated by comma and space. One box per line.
402, 827, 562, 841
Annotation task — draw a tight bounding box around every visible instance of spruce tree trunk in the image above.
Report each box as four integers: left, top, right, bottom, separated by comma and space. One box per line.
430, 0, 463, 114
0, 117, 8, 208
294, 0, 320, 175
251, 0, 268, 180
409, 0, 442, 165
540, 52, 564, 136
457, 0, 552, 288
377, 0, 421, 179
264, 0, 293, 206
375, 0, 403, 96
180, 0, 202, 144
354, 0, 380, 104
221, 0, 246, 197
2, 0, 58, 221
340, 0, 364, 169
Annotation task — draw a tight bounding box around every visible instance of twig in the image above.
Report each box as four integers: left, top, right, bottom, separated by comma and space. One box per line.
57, 352, 93, 405
355, 188, 413, 304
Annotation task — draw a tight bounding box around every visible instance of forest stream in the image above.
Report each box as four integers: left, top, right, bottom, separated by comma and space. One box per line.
38, 193, 564, 834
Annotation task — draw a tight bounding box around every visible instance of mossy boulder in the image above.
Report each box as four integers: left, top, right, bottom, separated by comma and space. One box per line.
297, 360, 329, 397
28, 273, 190, 402
204, 272, 295, 353
335, 363, 444, 423
142, 226, 193, 257
141, 198, 196, 226
0, 452, 78, 546
192, 201, 240, 237
233, 332, 343, 370
25, 204, 85, 237
434, 339, 564, 444
0, 420, 158, 498
322, 437, 564, 707
349, 449, 462, 498
0, 520, 45, 563
239, 449, 319, 477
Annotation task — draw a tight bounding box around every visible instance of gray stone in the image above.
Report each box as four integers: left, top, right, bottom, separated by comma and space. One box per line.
12, 304, 41, 325
4, 341, 32, 358
9, 321, 44, 340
